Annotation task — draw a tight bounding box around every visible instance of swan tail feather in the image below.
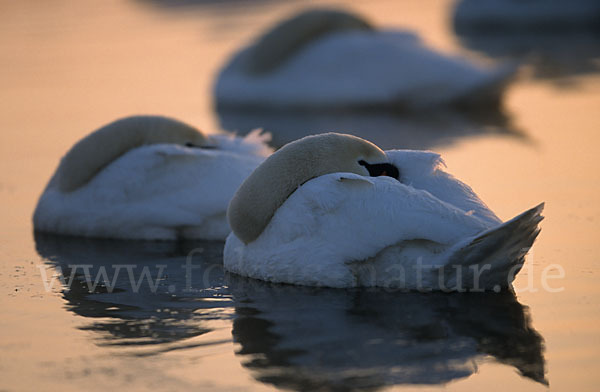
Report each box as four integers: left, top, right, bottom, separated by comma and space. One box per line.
441, 203, 544, 291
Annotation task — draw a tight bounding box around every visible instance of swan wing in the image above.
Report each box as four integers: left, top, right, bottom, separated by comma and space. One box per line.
386, 149, 501, 225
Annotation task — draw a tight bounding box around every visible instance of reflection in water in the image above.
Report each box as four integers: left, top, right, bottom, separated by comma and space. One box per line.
35, 233, 546, 388
229, 277, 547, 389
34, 233, 232, 353
218, 108, 526, 150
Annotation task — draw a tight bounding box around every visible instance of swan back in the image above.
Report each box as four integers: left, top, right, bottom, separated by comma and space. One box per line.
227, 133, 388, 244
244, 8, 373, 75
56, 116, 207, 192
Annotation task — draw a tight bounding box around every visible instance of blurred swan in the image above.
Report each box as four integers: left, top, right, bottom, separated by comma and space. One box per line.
225, 133, 544, 289
454, 0, 600, 30
215, 8, 516, 111
453, 0, 600, 82
33, 115, 271, 240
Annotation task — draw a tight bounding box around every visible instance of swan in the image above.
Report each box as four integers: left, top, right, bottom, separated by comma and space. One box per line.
224, 133, 544, 290
215, 8, 516, 111
33, 115, 272, 240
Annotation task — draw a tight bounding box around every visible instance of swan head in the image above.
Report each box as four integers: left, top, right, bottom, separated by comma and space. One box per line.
56, 115, 208, 192
244, 8, 373, 75
227, 133, 398, 244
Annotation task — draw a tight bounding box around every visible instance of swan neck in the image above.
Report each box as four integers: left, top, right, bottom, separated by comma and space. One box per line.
56, 116, 205, 192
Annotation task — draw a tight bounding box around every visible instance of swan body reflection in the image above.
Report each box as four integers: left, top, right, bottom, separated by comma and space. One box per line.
34, 233, 547, 388
230, 276, 547, 389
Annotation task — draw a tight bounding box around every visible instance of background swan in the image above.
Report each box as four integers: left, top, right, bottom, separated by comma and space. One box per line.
225, 133, 543, 290
453, 0, 600, 83
33, 115, 271, 240
215, 8, 516, 111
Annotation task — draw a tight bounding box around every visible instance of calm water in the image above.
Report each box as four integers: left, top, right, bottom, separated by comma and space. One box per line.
1, 0, 599, 390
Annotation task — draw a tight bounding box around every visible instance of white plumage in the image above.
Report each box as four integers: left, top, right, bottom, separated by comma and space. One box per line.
224, 135, 543, 290
33, 116, 271, 240
215, 9, 516, 111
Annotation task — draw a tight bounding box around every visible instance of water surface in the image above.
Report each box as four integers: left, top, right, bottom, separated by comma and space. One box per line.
1, 0, 599, 390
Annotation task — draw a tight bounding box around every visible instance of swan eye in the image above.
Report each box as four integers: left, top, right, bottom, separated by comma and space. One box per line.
358, 160, 400, 180
185, 142, 197, 148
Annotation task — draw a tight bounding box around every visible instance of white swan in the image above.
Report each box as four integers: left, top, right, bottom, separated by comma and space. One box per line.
215, 8, 516, 111
224, 133, 544, 290
33, 115, 272, 240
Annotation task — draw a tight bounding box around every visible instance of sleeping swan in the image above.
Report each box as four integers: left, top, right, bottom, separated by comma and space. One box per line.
224, 133, 544, 290
215, 8, 516, 111
33, 115, 271, 240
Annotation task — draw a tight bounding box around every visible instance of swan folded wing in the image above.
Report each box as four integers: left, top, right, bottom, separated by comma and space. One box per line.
261, 173, 495, 265
336, 173, 375, 186
70, 145, 248, 225
83, 144, 217, 200
285, 31, 512, 107
386, 150, 501, 225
